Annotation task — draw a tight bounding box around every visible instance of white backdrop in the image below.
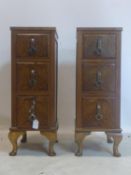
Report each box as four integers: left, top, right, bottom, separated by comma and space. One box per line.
0, 0, 131, 132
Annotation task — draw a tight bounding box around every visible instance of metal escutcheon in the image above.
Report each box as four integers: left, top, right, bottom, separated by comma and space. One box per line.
29, 69, 37, 87
95, 71, 103, 88
95, 38, 102, 56
28, 38, 37, 56
95, 104, 103, 121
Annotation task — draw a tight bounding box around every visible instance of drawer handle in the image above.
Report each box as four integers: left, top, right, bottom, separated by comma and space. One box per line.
95, 71, 103, 88
28, 38, 37, 56
29, 69, 37, 88
95, 104, 103, 120
95, 38, 102, 56
28, 97, 37, 122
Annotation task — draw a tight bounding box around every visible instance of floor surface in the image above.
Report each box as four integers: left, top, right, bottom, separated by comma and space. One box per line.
0, 130, 131, 175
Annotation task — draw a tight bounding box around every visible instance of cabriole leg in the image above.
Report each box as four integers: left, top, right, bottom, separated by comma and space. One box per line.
112, 133, 122, 157
107, 132, 123, 157
8, 131, 26, 156
40, 131, 57, 156
75, 132, 87, 156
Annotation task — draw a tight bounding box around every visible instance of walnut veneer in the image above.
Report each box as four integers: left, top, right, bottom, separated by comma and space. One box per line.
75, 28, 122, 157
9, 27, 58, 156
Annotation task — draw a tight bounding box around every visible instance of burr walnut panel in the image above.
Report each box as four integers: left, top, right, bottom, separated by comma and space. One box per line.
83, 34, 116, 59
16, 96, 49, 129
81, 97, 116, 129
16, 62, 49, 93
82, 63, 116, 93
16, 33, 50, 58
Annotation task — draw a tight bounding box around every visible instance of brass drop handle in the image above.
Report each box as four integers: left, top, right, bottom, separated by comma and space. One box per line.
28, 98, 37, 122
95, 38, 102, 56
28, 38, 37, 56
95, 104, 103, 120
29, 69, 37, 87
95, 71, 102, 88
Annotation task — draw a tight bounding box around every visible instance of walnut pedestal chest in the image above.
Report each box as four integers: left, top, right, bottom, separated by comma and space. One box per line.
9, 27, 58, 156
75, 28, 122, 157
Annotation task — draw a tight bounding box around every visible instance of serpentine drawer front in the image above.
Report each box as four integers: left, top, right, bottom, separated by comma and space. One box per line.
9, 27, 58, 156
75, 28, 123, 157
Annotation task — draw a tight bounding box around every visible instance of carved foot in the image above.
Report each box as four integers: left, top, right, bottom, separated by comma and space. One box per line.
75, 132, 87, 156
9, 150, 17, 156
40, 131, 57, 156
21, 132, 27, 143
8, 131, 26, 156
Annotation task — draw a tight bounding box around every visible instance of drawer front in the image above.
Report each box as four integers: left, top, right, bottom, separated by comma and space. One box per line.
83, 33, 116, 59
82, 63, 116, 93
81, 98, 116, 129
16, 62, 49, 93
15, 33, 50, 58
16, 96, 49, 129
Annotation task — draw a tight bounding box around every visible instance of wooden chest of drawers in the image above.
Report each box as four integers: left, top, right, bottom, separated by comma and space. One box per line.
75, 28, 122, 157
9, 27, 58, 156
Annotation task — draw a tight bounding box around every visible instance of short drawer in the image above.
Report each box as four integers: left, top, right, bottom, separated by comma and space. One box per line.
16, 96, 50, 129
15, 33, 50, 59
82, 63, 116, 93
81, 97, 116, 129
16, 62, 50, 93
83, 33, 116, 59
